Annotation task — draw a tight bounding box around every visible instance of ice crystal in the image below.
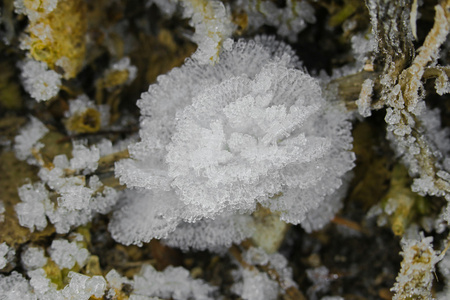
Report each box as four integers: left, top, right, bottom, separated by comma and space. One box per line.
21, 247, 47, 271
232, 247, 295, 300
18, 60, 61, 102
62, 272, 107, 300
131, 264, 216, 300
162, 215, 255, 252
15, 183, 52, 232
0, 243, 15, 270
14, 0, 59, 22
49, 239, 89, 269
235, 0, 315, 42
14, 117, 49, 163
306, 266, 337, 300
112, 36, 354, 248
15, 137, 119, 234
243, 247, 297, 289
0, 271, 35, 300
232, 268, 278, 300
150, 0, 234, 64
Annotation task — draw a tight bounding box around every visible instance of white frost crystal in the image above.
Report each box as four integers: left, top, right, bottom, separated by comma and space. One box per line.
18, 60, 61, 102
235, 0, 315, 42
69, 141, 100, 174
21, 247, 47, 271
0, 243, 15, 269
233, 269, 278, 300
162, 215, 255, 252
181, 0, 234, 64
62, 272, 107, 300
14, 0, 58, 22
112, 36, 355, 248
15, 139, 119, 234
49, 239, 89, 269
242, 247, 297, 289
15, 182, 52, 232
391, 232, 445, 300
0, 271, 35, 300
131, 264, 216, 300
14, 117, 49, 162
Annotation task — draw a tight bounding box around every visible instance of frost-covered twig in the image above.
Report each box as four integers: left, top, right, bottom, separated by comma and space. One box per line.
391, 231, 449, 299
363, 0, 450, 223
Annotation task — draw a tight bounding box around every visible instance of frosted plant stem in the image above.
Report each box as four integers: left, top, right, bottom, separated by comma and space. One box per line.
229, 241, 306, 300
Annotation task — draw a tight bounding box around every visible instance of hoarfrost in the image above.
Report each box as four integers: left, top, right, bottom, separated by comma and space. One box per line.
0, 243, 15, 270
235, 0, 315, 42
0, 271, 36, 300
49, 239, 89, 270
391, 232, 444, 300
21, 247, 47, 271
131, 264, 216, 300
112, 36, 354, 249
14, 117, 49, 163
232, 269, 278, 300
18, 60, 61, 102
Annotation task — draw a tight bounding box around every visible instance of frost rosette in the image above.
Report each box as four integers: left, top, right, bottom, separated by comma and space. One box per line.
111, 37, 355, 246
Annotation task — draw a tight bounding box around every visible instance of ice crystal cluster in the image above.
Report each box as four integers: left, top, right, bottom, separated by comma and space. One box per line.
231, 247, 296, 300
132, 264, 216, 299
14, 116, 49, 163
112, 36, 355, 249
14, 0, 59, 22
149, 0, 234, 64
0, 238, 216, 300
234, 0, 316, 42
18, 60, 62, 102
0, 243, 15, 270
14, 117, 120, 234
391, 231, 445, 300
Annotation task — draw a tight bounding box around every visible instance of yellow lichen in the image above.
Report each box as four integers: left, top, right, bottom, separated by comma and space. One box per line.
103, 69, 131, 90
232, 10, 248, 35
64, 108, 102, 134
85, 256, 102, 276
43, 259, 64, 289
22, 0, 87, 79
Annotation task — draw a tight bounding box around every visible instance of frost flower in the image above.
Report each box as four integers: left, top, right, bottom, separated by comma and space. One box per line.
112, 37, 355, 247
